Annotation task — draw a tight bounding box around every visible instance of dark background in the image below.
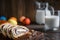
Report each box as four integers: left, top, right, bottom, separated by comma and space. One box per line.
0, 0, 59, 22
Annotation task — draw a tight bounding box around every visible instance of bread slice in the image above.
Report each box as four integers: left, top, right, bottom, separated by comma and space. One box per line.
0, 23, 32, 39
7, 24, 14, 38
10, 25, 30, 39
0, 23, 8, 36
0, 23, 13, 36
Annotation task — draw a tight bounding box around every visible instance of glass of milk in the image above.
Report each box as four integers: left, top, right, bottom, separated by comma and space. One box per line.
45, 16, 59, 30
58, 10, 60, 26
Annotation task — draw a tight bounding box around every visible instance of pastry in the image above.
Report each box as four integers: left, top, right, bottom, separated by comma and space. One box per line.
8, 25, 30, 39
7, 25, 14, 38
0, 23, 12, 36
0, 23, 31, 39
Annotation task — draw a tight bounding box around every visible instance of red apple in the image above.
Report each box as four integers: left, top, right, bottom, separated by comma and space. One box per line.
24, 18, 31, 25
19, 16, 26, 22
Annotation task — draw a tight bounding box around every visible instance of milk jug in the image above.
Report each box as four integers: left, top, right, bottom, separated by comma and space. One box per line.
36, 1, 45, 24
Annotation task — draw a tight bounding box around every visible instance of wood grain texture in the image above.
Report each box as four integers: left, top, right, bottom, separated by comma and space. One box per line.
25, 0, 36, 22
0, 0, 60, 22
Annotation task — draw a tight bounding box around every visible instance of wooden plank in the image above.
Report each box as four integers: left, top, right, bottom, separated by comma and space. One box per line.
25, 0, 36, 22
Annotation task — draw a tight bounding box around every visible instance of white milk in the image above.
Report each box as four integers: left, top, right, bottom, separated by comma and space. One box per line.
36, 10, 45, 24
45, 16, 59, 30
58, 10, 60, 26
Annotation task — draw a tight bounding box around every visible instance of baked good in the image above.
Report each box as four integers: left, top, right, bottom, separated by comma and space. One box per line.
0, 23, 13, 36
0, 23, 31, 39
0, 23, 5, 33
0, 23, 44, 40
6, 24, 13, 38
11, 25, 30, 39
7, 25, 31, 39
